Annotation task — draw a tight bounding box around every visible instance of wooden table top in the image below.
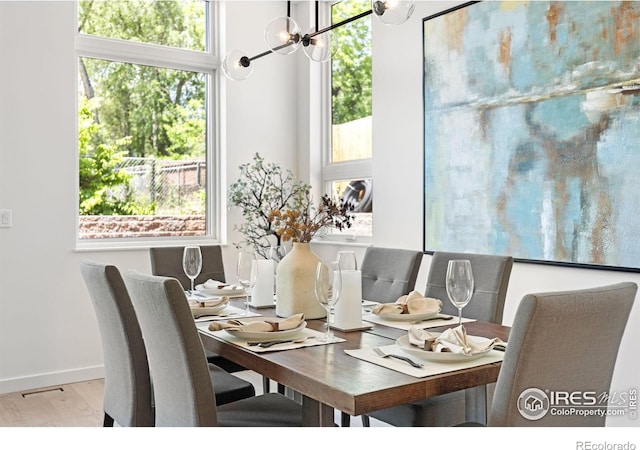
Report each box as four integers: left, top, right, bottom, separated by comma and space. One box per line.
198, 300, 511, 418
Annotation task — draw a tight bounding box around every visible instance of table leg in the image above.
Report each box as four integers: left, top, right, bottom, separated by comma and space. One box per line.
301, 395, 335, 427
465, 385, 488, 424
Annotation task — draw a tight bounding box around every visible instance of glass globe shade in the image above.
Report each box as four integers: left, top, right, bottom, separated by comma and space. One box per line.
371, 0, 416, 25
264, 16, 301, 55
222, 49, 253, 81
302, 29, 336, 63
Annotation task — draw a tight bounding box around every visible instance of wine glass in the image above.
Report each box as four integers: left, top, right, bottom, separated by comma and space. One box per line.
337, 251, 357, 271
236, 250, 258, 315
269, 245, 287, 295
314, 261, 342, 342
445, 260, 474, 326
182, 246, 202, 297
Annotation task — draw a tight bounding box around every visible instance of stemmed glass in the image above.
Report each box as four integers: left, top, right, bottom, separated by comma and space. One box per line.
445, 260, 474, 326
182, 246, 202, 297
337, 251, 357, 271
314, 261, 342, 342
236, 250, 258, 315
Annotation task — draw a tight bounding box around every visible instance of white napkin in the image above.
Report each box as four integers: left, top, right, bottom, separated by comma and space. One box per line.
188, 296, 228, 309
202, 279, 241, 290
408, 325, 506, 354
208, 313, 305, 332
372, 290, 442, 316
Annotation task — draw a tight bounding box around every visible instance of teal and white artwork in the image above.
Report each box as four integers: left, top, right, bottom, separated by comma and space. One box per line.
423, 1, 640, 270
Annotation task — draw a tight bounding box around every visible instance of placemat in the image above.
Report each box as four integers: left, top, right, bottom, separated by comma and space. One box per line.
345, 344, 504, 378
193, 305, 261, 323
197, 325, 345, 352
362, 313, 475, 330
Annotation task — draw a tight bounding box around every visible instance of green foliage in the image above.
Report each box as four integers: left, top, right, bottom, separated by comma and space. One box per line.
165, 99, 206, 158
79, 98, 154, 215
228, 154, 311, 258
78, 0, 205, 50
78, 0, 206, 158
77, 0, 207, 218
331, 0, 372, 125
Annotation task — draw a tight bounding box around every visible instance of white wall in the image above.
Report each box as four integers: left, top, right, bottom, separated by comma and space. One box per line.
0, 1, 637, 427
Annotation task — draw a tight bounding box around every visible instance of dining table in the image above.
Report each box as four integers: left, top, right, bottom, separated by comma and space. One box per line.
196, 298, 510, 427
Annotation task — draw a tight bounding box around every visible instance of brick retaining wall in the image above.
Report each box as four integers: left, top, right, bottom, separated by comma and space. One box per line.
79, 215, 206, 239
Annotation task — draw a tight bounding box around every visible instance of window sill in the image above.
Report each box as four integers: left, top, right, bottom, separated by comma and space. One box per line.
74, 237, 227, 252
311, 236, 372, 248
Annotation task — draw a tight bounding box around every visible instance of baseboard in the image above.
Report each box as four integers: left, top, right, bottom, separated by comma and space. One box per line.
0, 365, 105, 395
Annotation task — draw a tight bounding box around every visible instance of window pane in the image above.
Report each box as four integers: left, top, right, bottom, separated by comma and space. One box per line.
78, 58, 207, 240
328, 1, 372, 238
78, 0, 206, 51
331, 0, 372, 163
331, 179, 373, 238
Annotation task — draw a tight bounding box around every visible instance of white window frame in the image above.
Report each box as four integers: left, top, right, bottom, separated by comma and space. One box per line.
318, 1, 373, 244
74, 1, 223, 250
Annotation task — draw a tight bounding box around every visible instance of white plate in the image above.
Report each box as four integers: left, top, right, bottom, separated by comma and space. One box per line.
196, 284, 246, 297
225, 321, 307, 342
396, 334, 492, 362
379, 311, 440, 322
190, 304, 228, 317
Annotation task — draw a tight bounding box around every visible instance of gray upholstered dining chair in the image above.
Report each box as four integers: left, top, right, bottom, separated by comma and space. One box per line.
362, 251, 514, 427
122, 270, 302, 426
80, 260, 256, 426
342, 246, 423, 427
149, 246, 248, 375
477, 282, 636, 426
80, 260, 154, 427
150, 245, 226, 290
360, 246, 423, 303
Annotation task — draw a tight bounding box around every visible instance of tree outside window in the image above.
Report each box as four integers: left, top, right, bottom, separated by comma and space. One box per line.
77, 0, 212, 241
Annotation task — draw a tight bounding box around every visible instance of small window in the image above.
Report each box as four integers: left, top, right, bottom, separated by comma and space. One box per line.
78, 0, 206, 51
326, 0, 372, 239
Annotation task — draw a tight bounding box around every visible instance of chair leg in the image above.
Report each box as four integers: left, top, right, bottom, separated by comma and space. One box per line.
341, 412, 351, 427
103, 412, 115, 427
361, 415, 371, 427
262, 377, 271, 393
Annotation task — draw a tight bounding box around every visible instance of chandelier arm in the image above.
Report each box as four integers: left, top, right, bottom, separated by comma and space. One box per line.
234, 5, 377, 70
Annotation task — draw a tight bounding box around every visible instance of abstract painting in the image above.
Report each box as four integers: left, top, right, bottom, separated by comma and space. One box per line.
423, 1, 640, 271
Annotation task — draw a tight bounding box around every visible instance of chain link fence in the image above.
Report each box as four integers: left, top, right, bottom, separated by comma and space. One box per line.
119, 157, 206, 215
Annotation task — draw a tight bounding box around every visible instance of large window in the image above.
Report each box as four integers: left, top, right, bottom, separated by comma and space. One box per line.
326, 0, 372, 239
76, 0, 218, 244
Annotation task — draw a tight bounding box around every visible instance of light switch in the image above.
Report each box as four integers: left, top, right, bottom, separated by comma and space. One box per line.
0, 209, 12, 228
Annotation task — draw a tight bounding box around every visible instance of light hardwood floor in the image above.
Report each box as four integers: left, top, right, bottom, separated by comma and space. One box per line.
0, 379, 105, 427
0, 372, 381, 427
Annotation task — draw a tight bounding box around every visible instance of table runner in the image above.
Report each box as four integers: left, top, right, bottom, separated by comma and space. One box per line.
197, 324, 345, 352
362, 313, 475, 330
345, 344, 504, 378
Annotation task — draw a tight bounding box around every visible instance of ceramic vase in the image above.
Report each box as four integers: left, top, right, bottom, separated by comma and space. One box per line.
275, 242, 326, 319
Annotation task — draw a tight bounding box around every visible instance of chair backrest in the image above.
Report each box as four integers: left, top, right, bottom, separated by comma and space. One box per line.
490, 282, 636, 426
424, 252, 513, 323
150, 245, 226, 290
123, 270, 218, 426
79, 260, 154, 427
361, 247, 423, 303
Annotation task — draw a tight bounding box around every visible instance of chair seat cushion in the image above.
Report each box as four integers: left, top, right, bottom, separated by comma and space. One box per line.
206, 350, 247, 373
369, 390, 465, 427
217, 393, 302, 427
207, 363, 255, 406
